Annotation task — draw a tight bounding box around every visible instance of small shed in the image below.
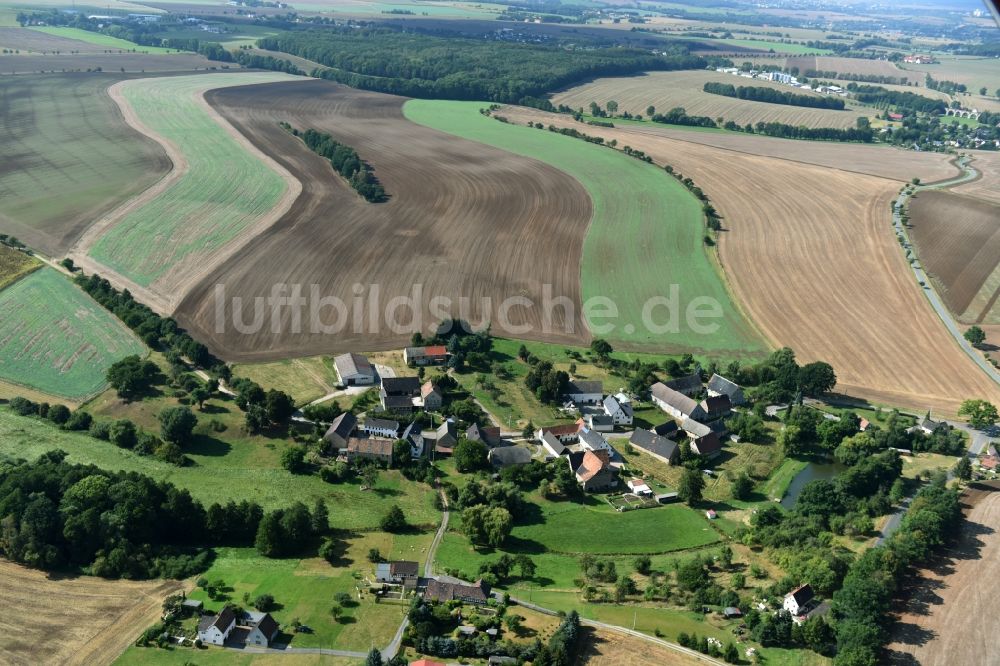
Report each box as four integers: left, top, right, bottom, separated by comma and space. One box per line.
181, 599, 204, 614
705, 509, 718, 520
723, 606, 742, 619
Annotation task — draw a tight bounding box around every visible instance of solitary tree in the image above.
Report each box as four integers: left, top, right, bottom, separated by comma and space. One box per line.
158, 406, 197, 446
365, 647, 383, 666
646, 105, 656, 117
964, 325, 986, 347
678, 468, 706, 505
955, 455, 972, 481
379, 505, 407, 532
606, 100, 619, 115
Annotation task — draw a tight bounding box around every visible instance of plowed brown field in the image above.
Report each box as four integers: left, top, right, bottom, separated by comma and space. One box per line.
908, 191, 1000, 322
0, 559, 182, 666
886, 483, 1000, 666
954, 150, 1000, 205
500, 107, 1000, 414
175, 80, 593, 360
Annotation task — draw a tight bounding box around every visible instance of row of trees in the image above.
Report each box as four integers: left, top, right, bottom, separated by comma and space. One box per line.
846, 83, 948, 114
281, 124, 387, 202
703, 81, 847, 110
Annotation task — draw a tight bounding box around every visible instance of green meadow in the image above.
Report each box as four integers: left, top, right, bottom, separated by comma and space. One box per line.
29, 26, 179, 53
404, 100, 764, 355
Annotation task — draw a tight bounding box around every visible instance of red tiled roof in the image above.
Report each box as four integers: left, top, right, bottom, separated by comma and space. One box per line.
543, 423, 582, 436
576, 450, 607, 482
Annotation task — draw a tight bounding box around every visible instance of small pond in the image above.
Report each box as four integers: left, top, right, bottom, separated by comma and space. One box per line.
780, 461, 847, 510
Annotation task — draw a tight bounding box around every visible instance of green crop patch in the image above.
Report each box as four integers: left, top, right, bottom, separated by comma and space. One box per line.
404, 100, 764, 354
0, 269, 146, 399
87, 72, 298, 287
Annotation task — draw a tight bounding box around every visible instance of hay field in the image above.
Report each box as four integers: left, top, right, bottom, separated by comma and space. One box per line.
29, 26, 178, 53
0, 245, 39, 290
0, 559, 181, 666
953, 150, 1000, 205
897, 56, 1000, 96
787, 55, 906, 79
175, 81, 590, 358
500, 107, 1000, 414
0, 74, 170, 256
0, 26, 108, 52
80, 72, 299, 312
0, 268, 146, 399
552, 70, 866, 129
0, 51, 221, 75
909, 191, 1000, 324
887, 483, 1000, 666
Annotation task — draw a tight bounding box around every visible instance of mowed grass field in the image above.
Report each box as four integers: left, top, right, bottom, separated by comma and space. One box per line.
553, 70, 867, 129
87, 72, 298, 291
29, 26, 178, 53
404, 100, 764, 355
0, 559, 182, 666
0, 74, 170, 256
0, 269, 146, 399
0, 244, 39, 290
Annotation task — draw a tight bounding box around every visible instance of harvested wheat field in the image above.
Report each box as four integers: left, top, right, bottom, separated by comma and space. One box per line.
0, 52, 223, 75
886, 482, 1000, 666
553, 70, 867, 129
0, 559, 182, 666
0, 26, 108, 53
580, 627, 715, 665
908, 190, 1000, 323
786, 55, 907, 79
500, 106, 1000, 414
953, 150, 1000, 205
176, 80, 593, 360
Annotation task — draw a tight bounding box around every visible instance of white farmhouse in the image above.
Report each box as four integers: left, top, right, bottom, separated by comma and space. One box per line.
197, 607, 236, 646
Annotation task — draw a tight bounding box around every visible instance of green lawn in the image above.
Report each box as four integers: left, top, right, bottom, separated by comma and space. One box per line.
117, 650, 358, 665
88, 72, 298, 287
404, 100, 764, 356
0, 406, 439, 528
0, 74, 169, 253
0, 269, 146, 399
29, 26, 179, 53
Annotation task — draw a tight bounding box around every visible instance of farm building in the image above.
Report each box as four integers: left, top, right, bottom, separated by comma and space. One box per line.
376, 560, 419, 584
420, 381, 444, 410
424, 578, 492, 604
363, 417, 400, 439
700, 395, 733, 421
582, 413, 614, 432
563, 380, 603, 405
237, 611, 280, 647
682, 417, 712, 440
653, 421, 680, 438
602, 394, 634, 425
489, 445, 532, 468
916, 415, 946, 434
467, 423, 502, 447
579, 427, 613, 453
333, 352, 375, 386
436, 420, 459, 449
662, 373, 702, 396
651, 382, 706, 420
540, 431, 567, 458
706, 374, 745, 405
691, 432, 723, 459
346, 437, 394, 465
629, 429, 679, 465
401, 422, 425, 458
323, 412, 357, 452
569, 449, 617, 492
404, 345, 449, 366
784, 584, 815, 616
627, 478, 652, 496
380, 376, 421, 413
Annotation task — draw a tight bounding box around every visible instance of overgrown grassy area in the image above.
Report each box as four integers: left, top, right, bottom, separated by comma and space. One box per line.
117, 650, 358, 665
701, 37, 833, 54
88, 72, 297, 287
29, 26, 179, 53
0, 245, 40, 290
404, 100, 765, 356
0, 269, 146, 399
231, 356, 340, 406
0, 402, 439, 528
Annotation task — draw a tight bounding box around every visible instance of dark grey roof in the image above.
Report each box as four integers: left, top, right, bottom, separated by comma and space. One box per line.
682, 417, 712, 438
707, 373, 740, 397
629, 429, 678, 461
199, 606, 236, 634
664, 373, 702, 393
365, 417, 400, 432
588, 413, 613, 426
540, 431, 566, 455
381, 394, 413, 410
466, 423, 501, 446
565, 380, 603, 395
653, 421, 679, 437
334, 352, 373, 378
381, 376, 421, 396
788, 584, 815, 606
651, 382, 699, 414
389, 560, 419, 577
402, 421, 424, 446
488, 446, 532, 466
579, 428, 608, 449
253, 613, 279, 640
324, 412, 357, 442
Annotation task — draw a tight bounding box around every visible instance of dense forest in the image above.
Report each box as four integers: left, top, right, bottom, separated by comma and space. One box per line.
257, 27, 706, 103
281, 124, 387, 202
703, 82, 847, 110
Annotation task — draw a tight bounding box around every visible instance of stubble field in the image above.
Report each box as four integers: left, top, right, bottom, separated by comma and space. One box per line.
0, 26, 111, 53
552, 70, 867, 129
0, 559, 182, 666
0, 73, 169, 256
786, 55, 907, 80
499, 106, 1000, 414
953, 150, 1000, 205
0, 51, 223, 75
29, 26, 179, 53
909, 190, 1000, 324
176, 80, 593, 359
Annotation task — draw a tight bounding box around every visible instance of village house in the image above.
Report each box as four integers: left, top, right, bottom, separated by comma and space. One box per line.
488, 445, 532, 468
706, 374, 745, 406
363, 417, 400, 439
536, 422, 581, 444
401, 422, 425, 458
691, 432, 723, 459
236, 611, 281, 647
376, 560, 419, 584
540, 431, 567, 458
323, 412, 357, 452
563, 380, 603, 405
582, 413, 614, 432
699, 395, 733, 421
682, 417, 711, 440
629, 429, 679, 465
436, 419, 458, 449
602, 394, 634, 426
466, 423, 502, 448
420, 381, 444, 411
197, 606, 236, 646
404, 345, 450, 366
783, 584, 815, 616
579, 427, 613, 454
916, 414, 946, 435
651, 382, 706, 421
333, 352, 375, 387
569, 449, 617, 492
424, 578, 492, 604
346, 437, 394, 465
663, 373, 702, 397
380, 376, 422, 414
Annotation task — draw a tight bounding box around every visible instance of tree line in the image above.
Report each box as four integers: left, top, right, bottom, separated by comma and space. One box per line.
846, 83, 947, 114
703, 81, 847, 110
280, 124, 387, 202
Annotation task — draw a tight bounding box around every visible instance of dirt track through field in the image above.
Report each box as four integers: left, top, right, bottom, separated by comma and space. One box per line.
501, 107, 1000, 414
0, 560, 182, 665
886, 483, 1000, 666
176, 80, 593, 360
953, 150, 1000, 205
